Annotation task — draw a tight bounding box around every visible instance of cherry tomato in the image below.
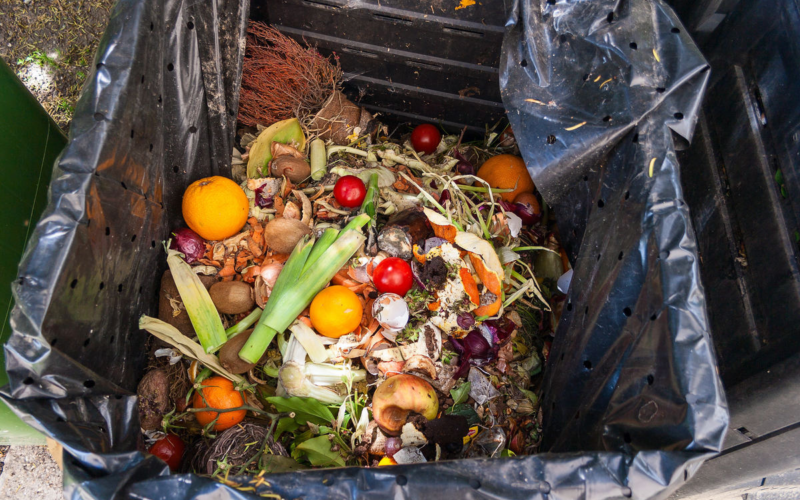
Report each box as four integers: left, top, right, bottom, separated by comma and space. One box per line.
148, 434, 185, 472
411, 124, 441, 155
334, 176, 367, 208
373, 257, 414, 296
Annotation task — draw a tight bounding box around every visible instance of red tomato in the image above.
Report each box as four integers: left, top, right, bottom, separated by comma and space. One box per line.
373, 257, 414, 296
148, 434, 185, 472
334, 176, 367, 208
411, 124, 441, 155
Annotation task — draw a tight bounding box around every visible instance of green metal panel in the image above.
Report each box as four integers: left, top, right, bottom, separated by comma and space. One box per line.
0, 58, 67, 445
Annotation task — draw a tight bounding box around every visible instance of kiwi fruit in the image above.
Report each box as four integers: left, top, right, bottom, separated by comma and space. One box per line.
263, 217, 312, 254
209, 281, 254, 314
158, 270, 218, 337
218, 329, 257, 374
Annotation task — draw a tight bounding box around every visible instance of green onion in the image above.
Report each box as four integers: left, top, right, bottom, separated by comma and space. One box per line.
225, 308, 263, 339
165, 248, 227, 353
360, 173, 379, 226
238, 217, 369, 364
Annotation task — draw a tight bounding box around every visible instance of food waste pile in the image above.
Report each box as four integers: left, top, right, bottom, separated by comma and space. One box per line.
137, 24, 570, 479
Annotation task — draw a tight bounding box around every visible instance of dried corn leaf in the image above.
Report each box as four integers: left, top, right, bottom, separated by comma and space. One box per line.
139, 315, 247, 386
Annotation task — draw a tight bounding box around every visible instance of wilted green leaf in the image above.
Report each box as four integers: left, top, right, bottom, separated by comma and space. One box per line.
274, 418, 299, 440
450, 381, 471, 407
292, 435, 345, 467
260, 455, 308, 473
267, 396, 334, 426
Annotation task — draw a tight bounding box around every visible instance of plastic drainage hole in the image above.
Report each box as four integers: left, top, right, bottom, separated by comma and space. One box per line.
650, 313, 658, 321
585, 306, 589, 315
121, 182, 127, 190
632, 133, 639, 143
96, 62, 104, 69
607, 12, 614, 23
51, 338, 58, 347
56, 416, 65, 422
623, 432, 632, 443
130, 130, 135, 139
158, 95, 162, 103
618, 251, 624, 260
623, 307, 632, 317
622, 486, 632, 498
596, 254, 601, 261
109, 335, 115, 344
99, 282, 105, 290
559, 34, 567, 43
674, 112, 684, 120
83, 338, 91, 347
23, 377, 34, 385
597, 199, 605, 208
671, 27, 681, 34
574, 411, 580, 419
582, 73, 590, 81
189, 125, 198, 134
603, 115, 612, 122
131, 234, 137, 242
93, 112, 105, 121
173, 166, 180, 173
150, 22, 154, 31
546, 134, 556, 145
229, 108, 236, 117
630, 42, 638, 50
139, 286, 143, 294
70, 279, 78, 289
469, 479, 481, 490
115, 394, 124, 400
647, 374, 655, 385
656, 87, 666, 93
187, 20, 195, 29
520, 59, 528, 67
684, 470, 689, 481
624, 190, 630, 200
584, 360, 592, 370
546, 0, 555, 4
396, 475, 408, 486
167, 63, 174, 71
541, 481, 551, 494
583, 175, 589, 181
560, 352, 565, 361
84, 380, 96, 388
105, 227, 110, 236
149, 144, 154, 152
660, 250, 670, 260
118, 284, 124, 293
151, 240, 156, 248
566, 302, 572, 311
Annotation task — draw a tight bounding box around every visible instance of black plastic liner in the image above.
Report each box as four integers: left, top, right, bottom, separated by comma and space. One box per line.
2, 0, 727, 498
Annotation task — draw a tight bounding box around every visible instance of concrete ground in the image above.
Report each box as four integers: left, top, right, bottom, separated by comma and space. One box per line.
0, 446, 61, 500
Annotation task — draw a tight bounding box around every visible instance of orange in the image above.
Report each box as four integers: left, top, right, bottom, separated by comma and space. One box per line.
182, 176, 249, 241
309, 285, 363, 338
192, 376, 246, 431
476, 154, 535, 202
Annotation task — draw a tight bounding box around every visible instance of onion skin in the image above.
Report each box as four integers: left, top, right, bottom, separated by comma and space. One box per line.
170, 228, 205, 263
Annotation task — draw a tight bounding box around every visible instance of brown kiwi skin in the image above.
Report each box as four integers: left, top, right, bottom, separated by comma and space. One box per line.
158, 270, 218, 337
209, 281, 255, 314
219, 329, 257, 374
263, 218, 312, 254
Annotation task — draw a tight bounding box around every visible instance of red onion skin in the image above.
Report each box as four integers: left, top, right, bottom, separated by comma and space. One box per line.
170, 228, 205, 263
385, 437, 402, 458
513, 202, 541, 225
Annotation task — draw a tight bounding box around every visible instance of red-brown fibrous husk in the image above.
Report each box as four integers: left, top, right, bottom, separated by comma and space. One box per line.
238, 22, 343, 127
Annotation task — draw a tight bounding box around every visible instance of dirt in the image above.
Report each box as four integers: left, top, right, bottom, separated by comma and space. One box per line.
0, 0, 115, 131
420, 256, 448, 288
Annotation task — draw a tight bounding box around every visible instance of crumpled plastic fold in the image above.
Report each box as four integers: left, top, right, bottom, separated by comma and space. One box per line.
2, 0, 727, 498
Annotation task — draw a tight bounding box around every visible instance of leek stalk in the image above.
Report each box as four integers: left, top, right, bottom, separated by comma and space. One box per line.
238, 216, 370, 364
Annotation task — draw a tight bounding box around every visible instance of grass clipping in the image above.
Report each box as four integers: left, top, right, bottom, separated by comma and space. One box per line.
238, 22, 342, 127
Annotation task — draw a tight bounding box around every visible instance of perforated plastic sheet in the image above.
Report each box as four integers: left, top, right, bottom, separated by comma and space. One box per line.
2, 0, 726, 499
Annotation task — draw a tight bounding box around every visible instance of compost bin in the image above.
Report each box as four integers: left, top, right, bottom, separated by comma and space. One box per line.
1, 0, 728, 498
